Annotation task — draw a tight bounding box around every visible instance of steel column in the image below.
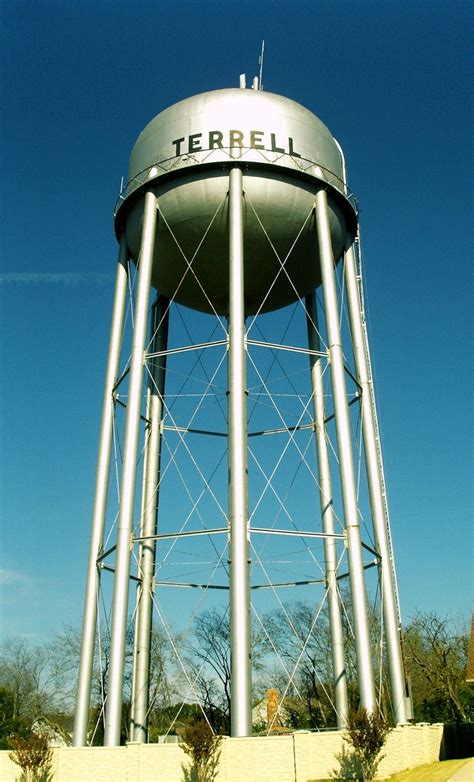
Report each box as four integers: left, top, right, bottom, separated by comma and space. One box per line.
130, 296, 169, 742
344, 242, 408, 723
305, 292, 349, 727
73, 236, 129, 747
228, 167, 251, 737
315, 188, 376, 713
104, 191, 158, 746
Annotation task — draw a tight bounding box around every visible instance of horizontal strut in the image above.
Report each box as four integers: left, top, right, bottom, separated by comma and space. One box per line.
101, 564, 141, 583
153, 577, 326, 590
162, 425, 228, 438
146, 338, 228, 358
133, 527, 228, 543
250, 527, 345, 540
115, 397, 151, 424
246, 338, 326, 357
133, 527, 346, 544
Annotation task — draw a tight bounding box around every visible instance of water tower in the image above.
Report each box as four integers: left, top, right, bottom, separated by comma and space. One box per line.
74, 82, 410, 747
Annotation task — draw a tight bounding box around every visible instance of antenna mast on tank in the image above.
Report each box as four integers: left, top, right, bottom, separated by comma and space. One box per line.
258, 40, 265, 90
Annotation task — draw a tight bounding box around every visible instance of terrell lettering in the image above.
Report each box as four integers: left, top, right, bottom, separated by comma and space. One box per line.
171, 130, 301, 158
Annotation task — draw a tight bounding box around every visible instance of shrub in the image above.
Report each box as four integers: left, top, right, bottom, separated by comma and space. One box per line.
180, 719, 222, 782
8, 732, 53, 782
334, 707, 391, 781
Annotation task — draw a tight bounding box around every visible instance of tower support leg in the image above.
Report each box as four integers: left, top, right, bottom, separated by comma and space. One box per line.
315, 189, 376, 713
73, 236, 129, 747
228, 167, 251, 737
306, 292, 349, 727
344, 242, 408, 723
130, 296, 169, 742
104, 191, 158, 746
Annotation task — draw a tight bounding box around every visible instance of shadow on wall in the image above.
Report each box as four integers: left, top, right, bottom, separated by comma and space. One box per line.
441, 723, 474, 760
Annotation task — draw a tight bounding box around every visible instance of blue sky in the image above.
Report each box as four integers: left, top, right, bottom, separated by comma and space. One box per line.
0, 0, 472, 644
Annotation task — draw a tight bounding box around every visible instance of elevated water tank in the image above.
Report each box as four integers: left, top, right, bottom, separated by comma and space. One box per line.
114, 88, 356, 315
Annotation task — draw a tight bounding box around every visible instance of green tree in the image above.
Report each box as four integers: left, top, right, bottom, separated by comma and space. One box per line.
0, 687, 31, 749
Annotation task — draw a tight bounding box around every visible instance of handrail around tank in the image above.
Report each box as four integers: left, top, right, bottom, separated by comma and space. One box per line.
114, 146, 359, 218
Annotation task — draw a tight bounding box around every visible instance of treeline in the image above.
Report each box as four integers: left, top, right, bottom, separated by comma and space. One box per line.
0, 606, 472, 747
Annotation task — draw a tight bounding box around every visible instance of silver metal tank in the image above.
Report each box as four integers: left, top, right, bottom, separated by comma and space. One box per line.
115, 88, 357, 315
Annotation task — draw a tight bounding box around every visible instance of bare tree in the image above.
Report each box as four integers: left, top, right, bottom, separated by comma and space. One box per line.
0, 621, 173, 746
261, 585, 398, 729
184, 607, 266, 733
185, 609, 232, 733
0, 637, 73, 722
262, 600, 339, 728
404, 611, 473, 722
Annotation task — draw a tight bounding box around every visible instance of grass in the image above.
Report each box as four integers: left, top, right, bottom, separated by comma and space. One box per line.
309, 756, 471, 782
384, 758, 470, 782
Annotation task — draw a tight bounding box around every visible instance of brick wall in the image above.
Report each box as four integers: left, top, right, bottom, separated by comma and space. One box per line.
0, 723, 444, 782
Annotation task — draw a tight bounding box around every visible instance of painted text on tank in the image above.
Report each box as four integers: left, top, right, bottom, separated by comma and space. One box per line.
171, 130, 302, 157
